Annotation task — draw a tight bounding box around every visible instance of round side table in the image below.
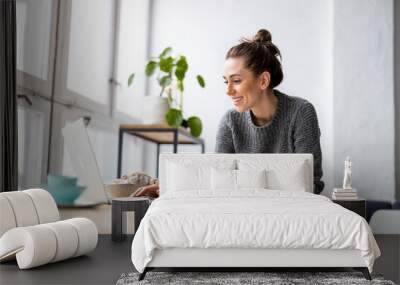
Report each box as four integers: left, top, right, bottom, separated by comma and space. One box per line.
111, 197, 151, 242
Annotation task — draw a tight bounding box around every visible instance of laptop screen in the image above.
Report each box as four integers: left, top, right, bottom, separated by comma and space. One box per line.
62, 118, 110, 205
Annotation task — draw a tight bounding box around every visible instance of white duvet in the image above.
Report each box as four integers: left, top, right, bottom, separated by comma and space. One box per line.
131, 190, 380, 273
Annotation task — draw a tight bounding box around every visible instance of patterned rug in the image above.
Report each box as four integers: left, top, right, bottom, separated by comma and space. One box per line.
116, 271, 396, 285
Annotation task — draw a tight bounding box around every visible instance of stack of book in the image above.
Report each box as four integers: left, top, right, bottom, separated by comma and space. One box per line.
332, 188, 358, 200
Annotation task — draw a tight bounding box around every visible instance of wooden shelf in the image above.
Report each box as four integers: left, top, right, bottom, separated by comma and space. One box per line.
119, 123, 203, 144
117, 123, 205, 178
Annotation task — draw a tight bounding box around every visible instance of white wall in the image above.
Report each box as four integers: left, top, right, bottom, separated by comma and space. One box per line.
333, 0, 394, 201
16, 0, 52, 80
55, 0, 148, 183
395, 0, 400, 201
149, 0, 335, 194
147, 0, 395, 200
115, 0, 150, 117
67, 0, 115, 105
18, 0, 393, 199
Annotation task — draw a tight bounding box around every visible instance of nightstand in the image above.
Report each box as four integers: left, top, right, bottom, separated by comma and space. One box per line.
332, 198, 366, 219
111, 197, 151, 242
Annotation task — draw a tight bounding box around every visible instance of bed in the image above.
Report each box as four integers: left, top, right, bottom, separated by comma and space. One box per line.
131, 154, 380, 280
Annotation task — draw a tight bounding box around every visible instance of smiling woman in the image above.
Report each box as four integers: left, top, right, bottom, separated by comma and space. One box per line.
133, 29, 324, 198
217, 29, 324, 195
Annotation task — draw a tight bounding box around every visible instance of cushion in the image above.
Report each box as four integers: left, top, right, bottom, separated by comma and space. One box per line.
369, 210, 400, 234
211, 168, 267, 191
0, 226, 57, 268
392, 201, 400, 210
0, 196, 16, 237
0, 191, 39, 227
42, 221, 79, 262
238, 159, 309, 192
64, 218, 98, 257
23, 189, 60, 223
0, 189, 59, 236
236, 169, 267, 189
0, 189, 98, 269
0, 218, 97, 269
165, 159, 236, 192
167, 162, 210, 191
211, 168, 236, 190
366, 200, 392, 222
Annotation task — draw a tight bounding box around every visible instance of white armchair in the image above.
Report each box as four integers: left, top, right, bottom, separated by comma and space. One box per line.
0, 189, 98, 269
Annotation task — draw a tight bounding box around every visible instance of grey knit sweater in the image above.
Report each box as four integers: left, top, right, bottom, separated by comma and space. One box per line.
215, 90, 324, 194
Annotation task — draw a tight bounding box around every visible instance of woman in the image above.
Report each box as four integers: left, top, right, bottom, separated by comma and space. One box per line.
217, 29, 324, 194
135, 29, 324, 197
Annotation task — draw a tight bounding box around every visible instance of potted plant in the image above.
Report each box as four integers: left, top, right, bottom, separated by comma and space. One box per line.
128, 47, 205, 137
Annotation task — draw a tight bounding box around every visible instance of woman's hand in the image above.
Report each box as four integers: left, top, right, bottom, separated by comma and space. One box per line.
132, 183, 159, 198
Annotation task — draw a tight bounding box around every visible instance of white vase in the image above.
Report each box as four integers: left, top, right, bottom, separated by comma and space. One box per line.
142, 96, 169, 124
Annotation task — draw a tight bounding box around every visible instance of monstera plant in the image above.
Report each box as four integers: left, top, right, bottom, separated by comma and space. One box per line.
128, 47, 205, 137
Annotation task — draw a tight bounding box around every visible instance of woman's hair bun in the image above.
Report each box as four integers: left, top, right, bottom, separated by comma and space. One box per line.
253, 29, 272, 44
226, 28, 283, 88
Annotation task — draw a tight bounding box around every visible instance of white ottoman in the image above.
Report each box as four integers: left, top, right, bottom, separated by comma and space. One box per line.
0, 189, 98, 269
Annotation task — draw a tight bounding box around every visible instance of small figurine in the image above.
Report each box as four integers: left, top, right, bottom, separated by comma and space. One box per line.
342, 156, 352, 190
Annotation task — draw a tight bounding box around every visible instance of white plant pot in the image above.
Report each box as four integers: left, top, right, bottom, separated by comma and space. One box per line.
142, 96, 169, 124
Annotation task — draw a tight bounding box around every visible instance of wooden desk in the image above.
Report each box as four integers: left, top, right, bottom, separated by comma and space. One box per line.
117, 124, 205, 178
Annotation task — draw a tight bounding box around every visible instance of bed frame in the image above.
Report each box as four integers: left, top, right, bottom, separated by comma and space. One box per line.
139, 248, 371, 280
137, 154, 372, 281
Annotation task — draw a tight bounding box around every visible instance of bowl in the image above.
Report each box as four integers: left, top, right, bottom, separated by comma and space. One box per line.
45, 185, 85, 205
47, 174, 78, 188
105, 183, 148, 198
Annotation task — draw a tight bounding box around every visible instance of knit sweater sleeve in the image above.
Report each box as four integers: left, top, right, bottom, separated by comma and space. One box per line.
293, 102, 324, 194
215, 110, 235, 153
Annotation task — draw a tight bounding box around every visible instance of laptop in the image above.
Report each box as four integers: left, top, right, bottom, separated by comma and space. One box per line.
61, 118, 110, 206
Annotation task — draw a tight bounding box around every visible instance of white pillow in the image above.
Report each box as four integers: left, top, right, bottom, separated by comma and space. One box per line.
211, 168, 236, 190
266, 161, 307, 191
211, 168, 267, 190
167, 162, 210, 191
166, 159, 236, 192
238, 159, 309, 192
236, 169, 267, 189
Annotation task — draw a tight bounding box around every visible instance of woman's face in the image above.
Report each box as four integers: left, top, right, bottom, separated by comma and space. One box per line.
223, 57, 265, 113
